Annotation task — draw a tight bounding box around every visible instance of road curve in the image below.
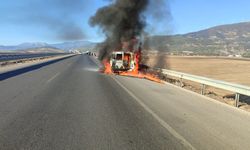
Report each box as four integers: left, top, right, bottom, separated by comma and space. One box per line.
0, 55, 250, 150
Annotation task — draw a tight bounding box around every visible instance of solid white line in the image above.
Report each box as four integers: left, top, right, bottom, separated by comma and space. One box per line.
111, 76, 196, 150
46, 72, 60, 84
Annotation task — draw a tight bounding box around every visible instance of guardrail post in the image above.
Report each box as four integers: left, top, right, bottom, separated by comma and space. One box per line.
201, 84, 206, 95
235, 93, 240, 107
179, 75, 184, 87
180, 78, 183, 87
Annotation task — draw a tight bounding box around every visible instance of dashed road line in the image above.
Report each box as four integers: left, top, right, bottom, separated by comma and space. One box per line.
46, 72, 61, 84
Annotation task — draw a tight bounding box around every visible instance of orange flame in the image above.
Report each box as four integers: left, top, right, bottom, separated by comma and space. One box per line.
119, 50, 162, 83
101, 50, 162, 83
101, 59, 112, 74
100, 38, 162, 83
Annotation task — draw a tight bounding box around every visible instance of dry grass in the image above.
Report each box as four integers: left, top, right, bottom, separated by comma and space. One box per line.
146, 55, 250, 86
166, 56, 250, 86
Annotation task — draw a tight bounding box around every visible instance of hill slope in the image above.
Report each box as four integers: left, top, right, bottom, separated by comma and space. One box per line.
0, 41, 96, 52
146, 22, 250, 56
19, 47, 65, 53
51, 41, 96, 50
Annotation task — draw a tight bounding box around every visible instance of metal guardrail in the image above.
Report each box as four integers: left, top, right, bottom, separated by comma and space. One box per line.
161, 69, 250, 107
0, 53, 70, 67
0, 53, 68, 62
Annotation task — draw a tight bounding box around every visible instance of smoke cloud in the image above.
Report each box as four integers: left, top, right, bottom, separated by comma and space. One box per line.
90, 0, 171, 60
90, 0, 149, 60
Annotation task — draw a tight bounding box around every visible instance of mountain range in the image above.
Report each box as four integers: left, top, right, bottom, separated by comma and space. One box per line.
146, 21, 250, 56
2, 21, 250, 56
0, 41, 96, 52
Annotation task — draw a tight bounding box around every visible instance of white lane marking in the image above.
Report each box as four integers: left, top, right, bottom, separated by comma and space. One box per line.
111, 76, 196, 150
46, 72, 60, 84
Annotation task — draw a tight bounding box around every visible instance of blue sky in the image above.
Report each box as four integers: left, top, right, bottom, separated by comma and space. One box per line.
1, 0, 250, 45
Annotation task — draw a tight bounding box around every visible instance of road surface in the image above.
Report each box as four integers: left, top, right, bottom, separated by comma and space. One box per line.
0, 55, 250, 150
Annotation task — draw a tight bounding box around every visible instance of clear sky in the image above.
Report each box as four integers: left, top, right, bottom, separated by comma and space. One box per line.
1, 0, 250, 45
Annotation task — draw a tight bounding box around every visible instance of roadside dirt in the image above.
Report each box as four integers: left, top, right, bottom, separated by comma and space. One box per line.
144, 53, 250, 112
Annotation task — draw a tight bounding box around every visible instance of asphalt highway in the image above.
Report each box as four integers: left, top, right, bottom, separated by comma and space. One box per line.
0, 55, 250, 150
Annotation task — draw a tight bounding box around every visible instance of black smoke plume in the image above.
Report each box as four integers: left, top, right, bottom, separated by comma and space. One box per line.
90, 0, 149, 60
90, 0, 171, 62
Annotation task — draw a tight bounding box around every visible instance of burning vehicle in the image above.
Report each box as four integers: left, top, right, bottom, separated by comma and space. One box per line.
109, 41, 141, 73
89, 0, 169, 83
101, 40, 161, 83
110, 51, 135, 72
